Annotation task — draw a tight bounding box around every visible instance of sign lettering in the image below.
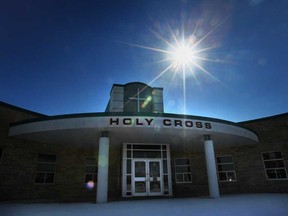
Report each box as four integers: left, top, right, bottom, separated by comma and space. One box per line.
109, 117, 212, 129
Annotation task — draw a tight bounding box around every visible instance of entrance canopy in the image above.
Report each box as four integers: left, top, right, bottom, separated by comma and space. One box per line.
9, 113, 258, 150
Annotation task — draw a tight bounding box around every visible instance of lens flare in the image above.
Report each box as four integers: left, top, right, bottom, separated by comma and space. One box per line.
141, 96, 152, 108
86, 181, 95, 190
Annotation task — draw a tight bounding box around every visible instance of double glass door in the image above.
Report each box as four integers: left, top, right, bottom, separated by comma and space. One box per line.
132, 159, 163, 196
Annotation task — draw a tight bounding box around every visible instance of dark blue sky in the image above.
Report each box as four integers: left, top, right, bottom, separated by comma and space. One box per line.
0, 0, 287, 122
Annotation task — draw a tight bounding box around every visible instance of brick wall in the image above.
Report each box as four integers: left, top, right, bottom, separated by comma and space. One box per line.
169, 113, 288, 197
1, 101, 287, 201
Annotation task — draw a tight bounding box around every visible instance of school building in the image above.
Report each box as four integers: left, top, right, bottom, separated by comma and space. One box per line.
0, 82, 287, 202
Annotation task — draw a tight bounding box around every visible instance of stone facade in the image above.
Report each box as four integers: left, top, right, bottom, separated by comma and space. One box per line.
0, 101, 287, 202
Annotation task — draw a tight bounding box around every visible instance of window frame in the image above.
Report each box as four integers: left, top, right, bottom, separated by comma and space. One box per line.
261, 151, 288, 180
174, 158, 192, 183
84, 157, 98, 184
35, 153, 57, 184
216, 155, 237, 182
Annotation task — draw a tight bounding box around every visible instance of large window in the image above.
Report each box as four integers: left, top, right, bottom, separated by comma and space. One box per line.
216, 155, 236, 182
35, 154, 56, 184
175, 158, 192, 183
262, 151, 287, 180
85, 157, 98, 184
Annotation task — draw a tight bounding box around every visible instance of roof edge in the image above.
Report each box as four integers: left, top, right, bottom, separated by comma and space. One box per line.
0, 101, 47, 117
239, 112, 288, 124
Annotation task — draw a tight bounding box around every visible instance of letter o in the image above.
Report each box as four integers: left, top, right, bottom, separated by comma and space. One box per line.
185, 121, 193, 127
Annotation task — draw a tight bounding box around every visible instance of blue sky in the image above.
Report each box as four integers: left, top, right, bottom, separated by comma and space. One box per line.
0, 0, 287, 122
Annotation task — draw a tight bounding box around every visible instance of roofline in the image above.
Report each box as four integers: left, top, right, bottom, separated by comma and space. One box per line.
239, 112, 288, 124
110, 82, 163, 95
0, 101, 47, 117
10, 111, 255, 133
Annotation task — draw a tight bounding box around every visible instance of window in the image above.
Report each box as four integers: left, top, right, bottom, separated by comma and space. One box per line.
216, 156, 236, 182
85, 157, 98, 184
35, 154, 56, 184
175, 158, 192, 183
262, 151, 287, 180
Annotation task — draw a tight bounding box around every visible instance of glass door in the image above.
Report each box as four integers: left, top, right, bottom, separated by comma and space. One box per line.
133, 160, 147, 195
122, 143, 172, 197
132, 159, 163, 196
148, 160, 162, 195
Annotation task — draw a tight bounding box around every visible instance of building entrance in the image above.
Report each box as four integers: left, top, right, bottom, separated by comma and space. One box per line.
132, 159, 163, 196
122, 143, 172, 197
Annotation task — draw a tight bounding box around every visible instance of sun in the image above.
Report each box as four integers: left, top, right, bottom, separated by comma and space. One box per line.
169, 39, 199, 72
173, 44, 193, 65
127, 19, 225, 114
129, 25, 218, 81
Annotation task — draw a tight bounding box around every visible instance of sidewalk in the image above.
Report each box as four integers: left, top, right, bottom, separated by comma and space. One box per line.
1, 194, 288, 216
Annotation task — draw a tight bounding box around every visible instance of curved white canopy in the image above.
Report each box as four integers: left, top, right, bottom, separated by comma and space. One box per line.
9, 113, 258, 150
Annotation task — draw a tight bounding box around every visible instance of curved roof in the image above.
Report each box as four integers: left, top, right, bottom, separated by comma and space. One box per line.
9, 112, 258, 150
